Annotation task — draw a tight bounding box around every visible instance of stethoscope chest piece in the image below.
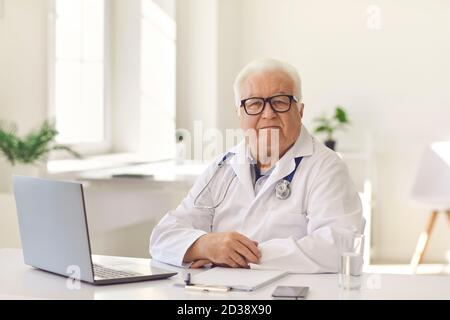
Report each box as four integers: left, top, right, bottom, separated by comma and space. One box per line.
275, 179, 291, 200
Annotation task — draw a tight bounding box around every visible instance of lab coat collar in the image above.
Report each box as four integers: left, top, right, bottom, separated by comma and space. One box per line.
288, 124, 314, 159
229, 141, 255, 197
229, 124, 314, 199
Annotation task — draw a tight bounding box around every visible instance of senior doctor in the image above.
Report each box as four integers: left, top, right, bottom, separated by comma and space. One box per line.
150, 58, 363, 273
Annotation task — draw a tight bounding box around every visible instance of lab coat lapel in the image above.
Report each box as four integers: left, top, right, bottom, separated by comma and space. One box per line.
255, 148, 296, 200
229, 142, 255, 198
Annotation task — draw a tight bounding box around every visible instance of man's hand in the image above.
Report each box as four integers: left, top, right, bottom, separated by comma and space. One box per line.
184, 232, 261, 268
190, 259, 213, 269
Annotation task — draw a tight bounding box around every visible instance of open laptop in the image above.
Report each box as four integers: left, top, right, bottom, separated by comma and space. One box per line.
13, 175, 177, 285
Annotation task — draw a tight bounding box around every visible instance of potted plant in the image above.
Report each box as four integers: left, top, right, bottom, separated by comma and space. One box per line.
313, 106, 350, 151
0, 120, 81, 192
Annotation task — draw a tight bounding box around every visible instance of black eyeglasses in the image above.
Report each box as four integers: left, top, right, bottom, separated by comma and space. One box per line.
240, 95, 298, 115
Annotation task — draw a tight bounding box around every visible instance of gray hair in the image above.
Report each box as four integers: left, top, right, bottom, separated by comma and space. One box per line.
233, 58, 302, 107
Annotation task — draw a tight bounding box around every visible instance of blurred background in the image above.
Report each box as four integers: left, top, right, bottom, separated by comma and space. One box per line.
0, 0, 449, 274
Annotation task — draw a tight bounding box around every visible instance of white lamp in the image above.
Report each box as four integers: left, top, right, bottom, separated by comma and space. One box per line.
410, 141, 450, 270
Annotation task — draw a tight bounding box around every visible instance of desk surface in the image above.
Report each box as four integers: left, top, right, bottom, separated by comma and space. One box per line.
1, 249, 449, 300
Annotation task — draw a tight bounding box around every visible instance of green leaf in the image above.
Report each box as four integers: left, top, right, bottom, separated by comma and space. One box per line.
0, 119, 80, 165
313, 105, 351, 141
51, 145, 82, 159
334, 106, 349, 124
314, 126, 329, 133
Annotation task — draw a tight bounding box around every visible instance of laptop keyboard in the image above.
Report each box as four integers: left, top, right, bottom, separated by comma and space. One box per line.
93, 264, 143, 279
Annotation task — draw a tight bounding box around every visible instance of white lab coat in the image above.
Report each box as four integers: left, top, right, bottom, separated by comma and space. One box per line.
150, 126, 363, 273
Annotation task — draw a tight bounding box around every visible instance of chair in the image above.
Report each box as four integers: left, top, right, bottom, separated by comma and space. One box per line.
410, 141, 450, 271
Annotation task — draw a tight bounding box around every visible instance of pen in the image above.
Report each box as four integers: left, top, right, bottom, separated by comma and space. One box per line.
184, 272, 191, 286
185, 284, 230, 293
183, 272, 230, 292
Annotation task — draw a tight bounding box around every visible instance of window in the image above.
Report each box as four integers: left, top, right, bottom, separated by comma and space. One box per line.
49, 0, 109, 152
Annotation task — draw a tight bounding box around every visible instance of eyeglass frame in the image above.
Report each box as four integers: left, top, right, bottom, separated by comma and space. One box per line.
239, 94, 299, 116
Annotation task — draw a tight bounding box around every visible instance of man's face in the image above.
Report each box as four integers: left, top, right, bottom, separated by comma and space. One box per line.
238, 71, 304, 162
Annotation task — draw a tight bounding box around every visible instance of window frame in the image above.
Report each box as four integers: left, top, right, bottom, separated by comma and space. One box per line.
47, 0, 112, 157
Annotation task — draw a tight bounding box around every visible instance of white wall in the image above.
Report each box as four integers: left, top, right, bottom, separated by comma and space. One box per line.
111, 0, 176, 160
179, 0, 450, 263
0, 0, 48, 182
175, 0, 244, 156
176, 0, 218, 135
110, 0, 141, 153
216, 0, 242, 132
0, 193, 21, 248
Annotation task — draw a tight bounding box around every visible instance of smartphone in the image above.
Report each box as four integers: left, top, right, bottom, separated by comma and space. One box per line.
271, 286, 309, 300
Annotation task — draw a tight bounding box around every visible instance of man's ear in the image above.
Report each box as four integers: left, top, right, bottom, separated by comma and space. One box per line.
299, 103, 305, 118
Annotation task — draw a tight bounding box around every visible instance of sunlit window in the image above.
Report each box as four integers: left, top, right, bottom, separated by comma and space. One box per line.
50, 0, 106, 146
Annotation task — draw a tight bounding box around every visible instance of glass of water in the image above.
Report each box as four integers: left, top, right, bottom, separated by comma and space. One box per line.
338, 233, 364, 290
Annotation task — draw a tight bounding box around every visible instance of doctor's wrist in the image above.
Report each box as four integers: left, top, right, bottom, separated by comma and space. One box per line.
183, 234, 209, 262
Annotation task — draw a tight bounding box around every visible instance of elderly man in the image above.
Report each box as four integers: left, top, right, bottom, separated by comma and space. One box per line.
150, 58, 363, 273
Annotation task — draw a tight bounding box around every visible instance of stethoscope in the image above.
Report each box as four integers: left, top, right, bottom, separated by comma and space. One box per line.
273, 156, 303, 200
193, 152, 303, 209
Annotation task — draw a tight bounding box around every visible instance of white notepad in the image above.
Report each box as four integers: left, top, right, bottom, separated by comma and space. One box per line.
190, 267, 288, 291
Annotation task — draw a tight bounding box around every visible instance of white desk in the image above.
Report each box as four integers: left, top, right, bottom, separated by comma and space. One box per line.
1, 249, 449, 300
